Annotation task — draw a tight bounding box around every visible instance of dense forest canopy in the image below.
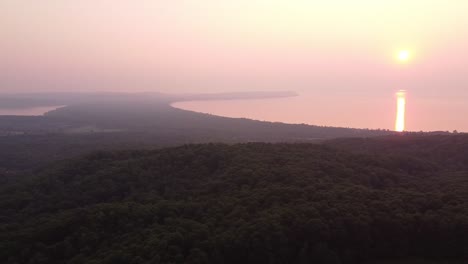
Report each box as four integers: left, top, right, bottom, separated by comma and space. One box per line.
1, 136, 467, 264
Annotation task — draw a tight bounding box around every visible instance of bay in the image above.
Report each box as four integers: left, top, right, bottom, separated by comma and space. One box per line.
0, 106, 63, 116
172, 93, 467, 132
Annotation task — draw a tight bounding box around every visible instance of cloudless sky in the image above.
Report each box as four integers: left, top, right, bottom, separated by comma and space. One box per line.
1, 1, 468, 130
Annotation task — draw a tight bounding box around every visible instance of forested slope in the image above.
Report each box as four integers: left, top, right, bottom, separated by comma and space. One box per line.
1, 138, 467, 264
326, 135, 468, 171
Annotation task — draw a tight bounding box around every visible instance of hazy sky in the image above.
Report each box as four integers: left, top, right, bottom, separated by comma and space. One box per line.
1, 1, 468, 130
1, 1, 467, 92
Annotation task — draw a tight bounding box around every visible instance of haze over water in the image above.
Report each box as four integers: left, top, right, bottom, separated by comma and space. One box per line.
173, 92, 467, 132
2, 1, 468, 131
0, 106, 62, 116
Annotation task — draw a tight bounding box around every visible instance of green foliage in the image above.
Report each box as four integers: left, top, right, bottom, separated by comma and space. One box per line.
1, 138, 468, 263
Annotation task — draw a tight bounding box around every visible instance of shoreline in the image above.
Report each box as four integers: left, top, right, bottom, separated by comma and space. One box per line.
0, 105, 65, 116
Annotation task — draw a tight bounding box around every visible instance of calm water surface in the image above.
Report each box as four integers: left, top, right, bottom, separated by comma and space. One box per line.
0, 106, 63, 116
172, 93, 467, 132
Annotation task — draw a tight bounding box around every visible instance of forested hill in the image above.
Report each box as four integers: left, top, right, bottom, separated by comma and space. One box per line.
326, 134, 468, 171
1, 137, 467, 264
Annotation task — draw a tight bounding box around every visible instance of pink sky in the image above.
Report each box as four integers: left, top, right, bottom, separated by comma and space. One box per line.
1, 1, 468, 131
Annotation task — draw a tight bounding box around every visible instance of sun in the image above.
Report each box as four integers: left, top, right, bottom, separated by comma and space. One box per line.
397, 50, 410, 62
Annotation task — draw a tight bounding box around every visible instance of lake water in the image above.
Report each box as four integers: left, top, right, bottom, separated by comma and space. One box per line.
172, 93, 467, 132
0, 106, 63, 116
